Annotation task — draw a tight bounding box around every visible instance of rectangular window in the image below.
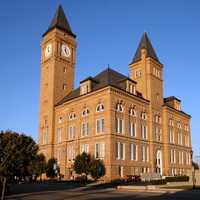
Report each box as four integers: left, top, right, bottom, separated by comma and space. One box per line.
170, 149, 176, 163
129, 122, 136, 137
170, 149, 176, 164
182, 152, 184, 164
116, 142, 125, 160
68, 125, 75, 140
57, 128, 62, 143
116, 142, 120, 160
174, 149, 176, 163
81, 122, 89, 137
116, 118, 124, 134
43, 129, 47, 145
178, 151, 181, 164
141, 125, 147, 139
170, 150, 173, 164
120, 143, 124, 160
169, 128, 174, 143
178, 129, 182, 145
141, 145, 146, 162
57, 149, 62, 164
80, 144, 89, 154
96, 118, 104, 134
130, 143, 137, 161
68, 144, 75, 161
95, 143, 105, 159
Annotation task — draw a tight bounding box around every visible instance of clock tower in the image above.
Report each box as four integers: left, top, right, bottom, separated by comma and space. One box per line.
38, 5, 76, 158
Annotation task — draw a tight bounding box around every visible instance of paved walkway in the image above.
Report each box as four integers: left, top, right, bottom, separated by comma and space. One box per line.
5, 187, 200, 200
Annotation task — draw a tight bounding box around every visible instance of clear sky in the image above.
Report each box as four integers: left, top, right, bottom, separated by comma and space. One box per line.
0, 0, 200, 158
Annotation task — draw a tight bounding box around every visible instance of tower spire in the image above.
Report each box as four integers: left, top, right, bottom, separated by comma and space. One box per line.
43, 5, 76, 38
131, 32, 159, 64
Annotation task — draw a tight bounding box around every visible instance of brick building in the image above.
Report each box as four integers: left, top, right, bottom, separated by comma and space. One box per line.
38, 5, 192, 180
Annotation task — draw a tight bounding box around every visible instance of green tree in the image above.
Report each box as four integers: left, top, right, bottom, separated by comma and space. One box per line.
46, 158, 59, 178
74, 152, 91, 179
29, 153, 47, 181
89, 159, 105, 180
0, 130, 38, 181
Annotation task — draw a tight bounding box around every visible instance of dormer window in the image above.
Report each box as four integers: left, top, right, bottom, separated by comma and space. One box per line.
96, 103, 104, 112
129, 107, 136, 116
82, 108, 90, 117
126, 80, 136, 95
116, 103, 124, 112
80, 79, 92, 95
141, 112, 147, 120
69, 112, 76, 120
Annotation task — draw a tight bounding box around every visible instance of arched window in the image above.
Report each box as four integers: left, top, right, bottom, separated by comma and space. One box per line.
129, 107, 136, 116
69, 112, 76, 120
116, 103, 124, 112
82, 108, 90, 117
96, 103, 104, 112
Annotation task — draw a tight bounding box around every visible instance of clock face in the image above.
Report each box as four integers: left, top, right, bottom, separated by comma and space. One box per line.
45, 43, 52, 58
61, 43, 71, 58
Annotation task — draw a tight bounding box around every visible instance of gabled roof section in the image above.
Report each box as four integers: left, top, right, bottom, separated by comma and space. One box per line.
56, 67, 147, 106
43, 5, 76, 38
131, 32, 160, 64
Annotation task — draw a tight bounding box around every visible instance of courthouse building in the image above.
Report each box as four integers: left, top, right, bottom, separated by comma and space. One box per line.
38, 5, 192, 180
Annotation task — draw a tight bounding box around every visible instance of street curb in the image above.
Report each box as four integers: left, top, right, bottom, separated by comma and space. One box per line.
117, 186, 184, 194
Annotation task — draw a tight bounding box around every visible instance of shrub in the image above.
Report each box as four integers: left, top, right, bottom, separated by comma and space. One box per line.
90, 159, 105, 180
46, 158, 59, 178
165, 175, 189, 182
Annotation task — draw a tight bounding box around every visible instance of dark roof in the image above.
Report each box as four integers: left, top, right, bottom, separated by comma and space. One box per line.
43, 5, 76, 38
131, 32, 160, 64
80, 76, 98, 84
56, 67, 147, 106
163, 104, 191, 118
164, 96, 181, 103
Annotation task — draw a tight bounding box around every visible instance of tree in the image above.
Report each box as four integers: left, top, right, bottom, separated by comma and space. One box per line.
0, 130, 40, 199
73, 153, 106, 181
46, 158, 59, 178
29, 153, 47, 181
89, 159, 105, 180
192, 161, 199, 170
74, 152, 91, 179
0, 130, 38, 181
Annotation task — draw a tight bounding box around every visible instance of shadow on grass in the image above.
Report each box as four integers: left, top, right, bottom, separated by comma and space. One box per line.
6, 180, 87, 196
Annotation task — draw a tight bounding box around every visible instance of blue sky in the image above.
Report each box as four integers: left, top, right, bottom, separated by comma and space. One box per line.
0, 0, 200, 158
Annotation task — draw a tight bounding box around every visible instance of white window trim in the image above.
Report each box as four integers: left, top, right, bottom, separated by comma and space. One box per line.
116, 118, 124, 135
95, 143, 105, 159
130, 143, 137, 161
96, 118, 104, 134
116, 142, 125, 160
68, 125, 75, 140
80, 144, 89, 154
96, 103, 104, 112
81, 122, 89, 137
